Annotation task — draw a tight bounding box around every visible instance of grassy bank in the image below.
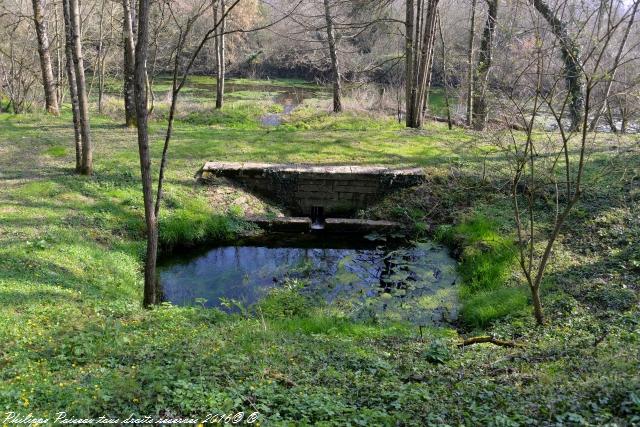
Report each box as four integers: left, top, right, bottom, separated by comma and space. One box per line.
0, 78, 638, 424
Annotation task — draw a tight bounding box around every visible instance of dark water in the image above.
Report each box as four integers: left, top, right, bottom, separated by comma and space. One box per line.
158, 233, 459, 324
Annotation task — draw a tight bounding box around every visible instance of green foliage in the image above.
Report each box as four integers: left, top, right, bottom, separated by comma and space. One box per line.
254, 279, 311, 320
283, 110, 401, 131
179, 102, 266, 129
461, 287, 529, 327
583, 284, 638, 311
438, 216, 526, 327
422, 339, 452, 364
441, 216, 517, 292
159, 197, 245, 249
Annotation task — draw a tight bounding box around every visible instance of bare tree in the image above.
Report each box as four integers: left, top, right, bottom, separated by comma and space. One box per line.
504, 0, 633, 325
133, 0, 301, 306
63, 0, 92, 175
93, 0, 115, 114
436, 10, 452, 129
406, 0, 440, 128
472, 0, 498, 130
61, 0, 81, 172
52, 4, 64, 108
133, 0, 156, 306
0, 40, 38, 114
123, 0, 137, 127
31, 0, 59, 114
133, 0, 241, 306
213, 0, 226, 109
529, 0, 585, 131
589, 0, 639, 131
323, 0, 343, 112
406, 0, 414, 124
466, 0, 478, 126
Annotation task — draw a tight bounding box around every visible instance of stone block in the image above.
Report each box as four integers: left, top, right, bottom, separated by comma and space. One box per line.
324, 218, 403, 233
248, 216, 311, 232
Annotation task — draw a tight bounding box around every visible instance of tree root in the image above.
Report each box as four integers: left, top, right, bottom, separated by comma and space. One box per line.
458, 336, 523, 348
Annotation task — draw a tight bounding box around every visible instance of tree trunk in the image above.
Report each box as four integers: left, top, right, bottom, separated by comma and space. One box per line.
323, 0, 343, 113
215, 0, 226, 110
96, 0, 105, 113
134, 0, 158, 307
62, 0, 82, 172
472, 0, 498, 131
530, 0, 584, 131
67, 0, 92, 175
123, 0, 137, 127
531, 285, 544, 325
437, 11, 452, 130
619, 101, 627, 134
605, 102, 617, 133
53, 5, 64, 107
466, 0, 477, 127
422, 10, 438, 117
407, 0, 439, 128
405, 0, 414, 126
32, 0, 59, 115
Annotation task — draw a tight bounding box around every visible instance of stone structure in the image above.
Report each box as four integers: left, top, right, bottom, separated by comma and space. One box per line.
198, 162, 425, 216
248, 217, 312, 232
247, 216, 402, 233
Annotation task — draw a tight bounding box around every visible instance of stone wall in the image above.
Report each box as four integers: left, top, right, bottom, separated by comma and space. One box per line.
198, 162, 425, 216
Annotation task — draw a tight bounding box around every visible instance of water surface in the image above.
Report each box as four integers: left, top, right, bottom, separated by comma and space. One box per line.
158, 233, 459, 325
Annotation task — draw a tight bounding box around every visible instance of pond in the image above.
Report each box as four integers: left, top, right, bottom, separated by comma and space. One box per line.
158, 232, 459, 326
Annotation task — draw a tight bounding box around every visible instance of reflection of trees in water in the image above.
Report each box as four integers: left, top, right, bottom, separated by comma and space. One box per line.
272, 247, 435, 298
159, 243, 454, 316
306, 248, 385, 283
380, 250, 415, 295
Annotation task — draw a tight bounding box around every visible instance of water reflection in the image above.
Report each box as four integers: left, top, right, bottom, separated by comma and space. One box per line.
158, 234, 459, 324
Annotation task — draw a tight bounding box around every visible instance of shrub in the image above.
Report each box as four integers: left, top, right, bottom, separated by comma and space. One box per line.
254, 279, 311, 320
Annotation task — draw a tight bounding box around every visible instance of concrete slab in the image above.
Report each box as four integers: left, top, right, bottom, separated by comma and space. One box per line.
324, 218, 403, 233
248, 216, 311, 232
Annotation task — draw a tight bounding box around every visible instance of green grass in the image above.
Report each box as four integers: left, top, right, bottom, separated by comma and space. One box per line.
0, 77, 638, 424
460, 286, 529, 327
436, 215, 527, 327
44, 145, 68, 157
159, 195, 247, 249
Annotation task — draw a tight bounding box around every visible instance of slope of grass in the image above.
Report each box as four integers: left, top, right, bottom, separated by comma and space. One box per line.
436, 215, 528, 327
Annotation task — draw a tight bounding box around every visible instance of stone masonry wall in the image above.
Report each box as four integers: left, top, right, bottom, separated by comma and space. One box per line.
198, 162, 425, 216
